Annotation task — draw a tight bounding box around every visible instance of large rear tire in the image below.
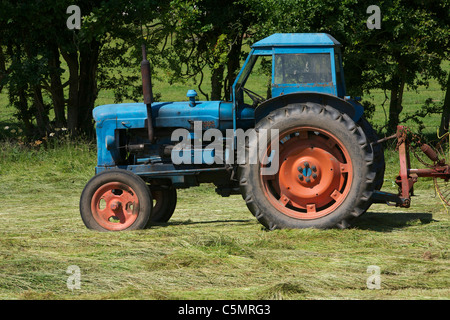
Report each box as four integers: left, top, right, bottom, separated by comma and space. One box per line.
358, 117, 385, 191
239, 103, 376, 229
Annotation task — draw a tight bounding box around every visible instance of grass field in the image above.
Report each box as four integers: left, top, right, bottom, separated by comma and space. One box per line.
0, 55, 448, 300
0, 140, 448, 300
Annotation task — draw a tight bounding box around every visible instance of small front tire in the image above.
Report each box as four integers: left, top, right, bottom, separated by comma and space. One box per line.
146, 185, 177, 225
80, 169, 152, 231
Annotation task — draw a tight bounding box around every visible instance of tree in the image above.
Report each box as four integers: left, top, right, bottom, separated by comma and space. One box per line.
351, 0, 449, 134
0, 0, 163, 137
247, 0, 450, 134
0, 45, 6, 94
1, 0, 448, 139
439, 73, 450, 136
156, 0, 256, 100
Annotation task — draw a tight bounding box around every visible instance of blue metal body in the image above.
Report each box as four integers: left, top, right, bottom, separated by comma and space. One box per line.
93, 101, 254, 167
93, 33, 364, 190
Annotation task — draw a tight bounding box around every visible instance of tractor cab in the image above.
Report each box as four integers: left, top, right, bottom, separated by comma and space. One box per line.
233, 33, 346, 108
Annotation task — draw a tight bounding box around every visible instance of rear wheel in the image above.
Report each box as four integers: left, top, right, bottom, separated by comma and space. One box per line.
239, 103, 376, 229
358, 117, 385, 191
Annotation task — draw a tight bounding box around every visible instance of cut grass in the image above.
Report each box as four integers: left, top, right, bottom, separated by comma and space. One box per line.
0, 141, 448, 300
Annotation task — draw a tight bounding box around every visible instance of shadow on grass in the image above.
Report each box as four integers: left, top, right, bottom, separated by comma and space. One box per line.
351, 211, 435, 232
148, 218, 255, 228
149, 211, 437, 232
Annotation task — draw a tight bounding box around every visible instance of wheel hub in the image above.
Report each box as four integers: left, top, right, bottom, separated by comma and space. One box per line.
110, 201, 121, 211
90, 182, 140, 230
261, 127, 353, 220
279, 146, 344, 209
296, 158, 320, 186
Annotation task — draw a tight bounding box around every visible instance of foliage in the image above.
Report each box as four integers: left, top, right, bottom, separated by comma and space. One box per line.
155, 0, 256, 100
245, 0, 450, 133
0, 0, 163, 138
0, 0, 449, 138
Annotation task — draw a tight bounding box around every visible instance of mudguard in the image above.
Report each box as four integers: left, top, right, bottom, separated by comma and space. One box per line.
254, 92, 363, 123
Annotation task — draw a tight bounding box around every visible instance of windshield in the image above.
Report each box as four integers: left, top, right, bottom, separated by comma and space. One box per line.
234, 54, 258, 94
234, 54, 273, 106
274, 53, 332, 84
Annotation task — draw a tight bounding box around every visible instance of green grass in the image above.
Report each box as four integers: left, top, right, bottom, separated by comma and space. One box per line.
0, 55, 449, 300
0, 140, 448, 300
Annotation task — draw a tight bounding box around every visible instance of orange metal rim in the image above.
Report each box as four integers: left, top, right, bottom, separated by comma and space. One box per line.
91, 182, 140, 230
260, 127, 353, 220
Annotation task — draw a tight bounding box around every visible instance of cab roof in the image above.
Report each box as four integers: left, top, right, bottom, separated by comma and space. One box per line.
252, 33, 341, 48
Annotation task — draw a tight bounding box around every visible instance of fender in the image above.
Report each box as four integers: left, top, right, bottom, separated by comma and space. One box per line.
254, 92, 364, 123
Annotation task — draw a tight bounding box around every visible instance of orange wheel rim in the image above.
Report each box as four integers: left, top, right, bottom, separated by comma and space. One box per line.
91, 182, 140, 230
261, 127, 353, 220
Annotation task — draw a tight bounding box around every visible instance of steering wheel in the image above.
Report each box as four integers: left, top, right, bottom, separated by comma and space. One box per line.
242, 88, 265, 106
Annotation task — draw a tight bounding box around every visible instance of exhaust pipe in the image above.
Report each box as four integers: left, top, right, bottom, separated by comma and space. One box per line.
141, 44, 154, 142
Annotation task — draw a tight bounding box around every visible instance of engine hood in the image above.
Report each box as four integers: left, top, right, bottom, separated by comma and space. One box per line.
93, 100, 232, 130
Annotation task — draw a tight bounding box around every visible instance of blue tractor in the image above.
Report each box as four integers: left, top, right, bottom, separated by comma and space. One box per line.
80, 33, 386, 231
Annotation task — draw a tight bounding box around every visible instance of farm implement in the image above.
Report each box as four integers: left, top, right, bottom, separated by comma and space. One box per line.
372, 125, 450, 208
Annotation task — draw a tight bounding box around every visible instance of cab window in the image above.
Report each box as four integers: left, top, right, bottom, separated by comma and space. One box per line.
274, 54, 332, 84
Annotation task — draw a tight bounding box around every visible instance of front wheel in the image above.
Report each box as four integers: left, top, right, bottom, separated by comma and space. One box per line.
146, 184, 177, 225
239, 103, 376, 229
80, 169, 153, 231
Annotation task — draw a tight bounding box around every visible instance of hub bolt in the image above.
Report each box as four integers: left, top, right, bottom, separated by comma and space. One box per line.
110, 202, 121, 210
304, 161, 309, 167
298, 174, 303, 181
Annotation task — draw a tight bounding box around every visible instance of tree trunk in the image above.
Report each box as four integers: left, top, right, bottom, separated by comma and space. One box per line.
77, 41, 100, 135
61, 40, 100, 136
48, 44, 66, 128
61, 50, 79, 134
210, 64, 224, 101
32, 85, 51, 135
439, 73, 450, 136
0, 45, 5, 94
387, 75, 405, 134
224, 33, 244, 100
23, 45, 50, 136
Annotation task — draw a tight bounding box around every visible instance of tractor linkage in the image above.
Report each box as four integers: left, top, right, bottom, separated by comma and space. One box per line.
372, 125, 450, 208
